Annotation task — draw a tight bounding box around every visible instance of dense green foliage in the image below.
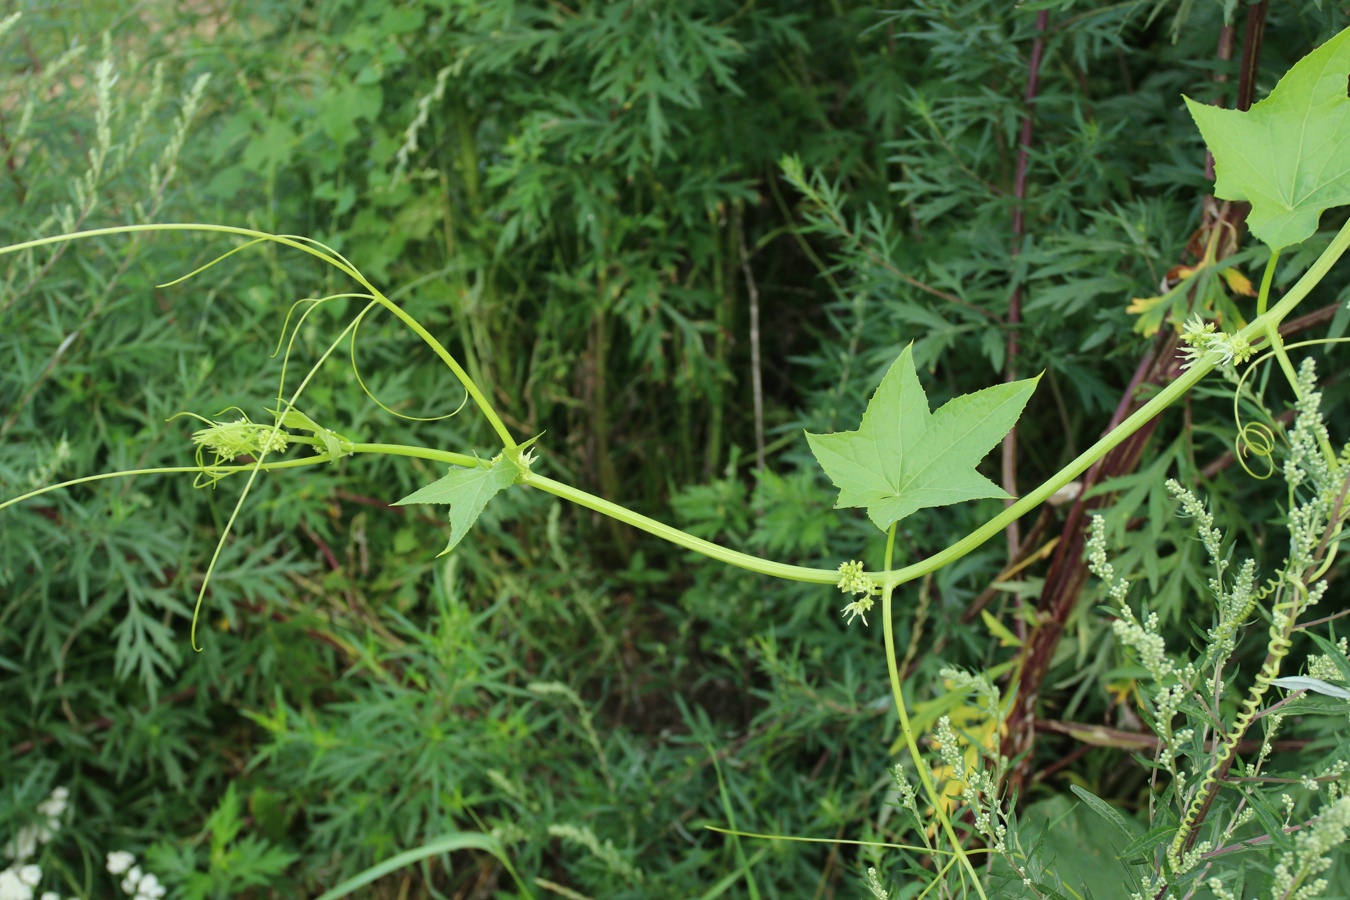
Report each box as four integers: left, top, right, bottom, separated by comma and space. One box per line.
4, 1, 1350, 897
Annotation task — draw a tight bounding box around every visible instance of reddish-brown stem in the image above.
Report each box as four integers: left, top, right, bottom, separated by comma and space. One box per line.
1237, 3, 1269, 113
998, 7, 1278, 790
1002, 9, 1051, 560
1204, 23, 1237, 181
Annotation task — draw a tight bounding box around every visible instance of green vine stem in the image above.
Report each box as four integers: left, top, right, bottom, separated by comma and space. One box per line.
4, 219, 1350, 591
880, 523, 988, 900
874, 216, 1350, 589
522, 472, 833, 583
6, 219, 1350, 895
0, 224, 517, 451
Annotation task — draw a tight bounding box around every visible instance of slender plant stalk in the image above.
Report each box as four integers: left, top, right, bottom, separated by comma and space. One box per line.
881, 523, 987, 900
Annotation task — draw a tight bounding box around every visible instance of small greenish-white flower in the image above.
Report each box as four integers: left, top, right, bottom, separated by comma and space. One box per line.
1220, 331, 1255, 366
841, 595, 874, 626
105, 852, 135, 876
1178, 315, 1217, 369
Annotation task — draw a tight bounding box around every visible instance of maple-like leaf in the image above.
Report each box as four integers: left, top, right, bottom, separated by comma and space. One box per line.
806, 345, 1039, 533
393, 439, 537, 555
1184, 26, 1350, 251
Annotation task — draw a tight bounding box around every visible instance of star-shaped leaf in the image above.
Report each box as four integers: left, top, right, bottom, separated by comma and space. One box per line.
1184, 26, 1350, 250
394, 438, 538, 555
806, 345, 1039, 532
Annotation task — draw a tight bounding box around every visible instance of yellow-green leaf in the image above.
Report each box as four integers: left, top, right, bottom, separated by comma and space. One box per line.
806, 344, 1039, 532
1184, 26, 1350, 250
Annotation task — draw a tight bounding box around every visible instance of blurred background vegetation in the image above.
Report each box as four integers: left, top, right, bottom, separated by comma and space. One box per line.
3, 0, 1349, 896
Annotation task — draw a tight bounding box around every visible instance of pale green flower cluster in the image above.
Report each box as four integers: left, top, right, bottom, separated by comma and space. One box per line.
836, 560, 878, 626
191, 415, 290, 461
939, 666, 1000, 722
1178, 314, 1256, 370
24, 438, 70, 490
889, 764, 919, 815
1283, 359, 1333, 496
1088, 514, 1198, 772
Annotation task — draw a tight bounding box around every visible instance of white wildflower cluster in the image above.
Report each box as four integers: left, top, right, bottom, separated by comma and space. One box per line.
836, 560, 877, 626
105, 851, 165, 900
3, 788, 66, 864
1, 786, 68, 900
0, 784, 169, 900
1178, 314, 1255, 370
1271, 796, 1350, 899
1207, 876, 1239, 900
0, 866, 42, 900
